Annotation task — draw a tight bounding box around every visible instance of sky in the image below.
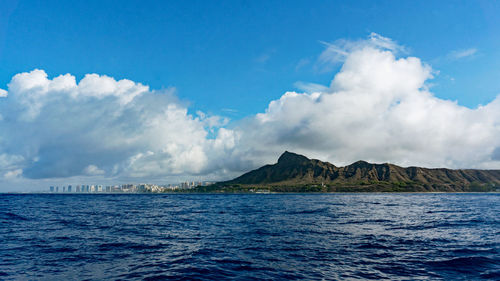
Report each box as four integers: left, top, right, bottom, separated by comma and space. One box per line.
0, 0, 499, 191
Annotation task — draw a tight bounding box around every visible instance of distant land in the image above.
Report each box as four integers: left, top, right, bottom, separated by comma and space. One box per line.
194, 151, 500, 193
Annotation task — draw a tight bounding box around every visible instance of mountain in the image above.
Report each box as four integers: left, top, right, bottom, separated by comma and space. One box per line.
206, 151, 500, 192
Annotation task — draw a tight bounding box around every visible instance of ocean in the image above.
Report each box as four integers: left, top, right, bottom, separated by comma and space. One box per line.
0, 193, 498, 280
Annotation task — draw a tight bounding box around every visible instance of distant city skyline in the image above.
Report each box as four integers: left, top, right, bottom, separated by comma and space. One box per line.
45, 181, 213, 193
1, 1, 500, 191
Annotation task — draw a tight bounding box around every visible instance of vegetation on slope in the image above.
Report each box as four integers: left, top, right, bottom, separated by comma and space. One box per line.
194, 151, 500, 193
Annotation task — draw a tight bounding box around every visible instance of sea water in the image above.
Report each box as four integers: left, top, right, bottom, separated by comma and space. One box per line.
1, 193, 498, 280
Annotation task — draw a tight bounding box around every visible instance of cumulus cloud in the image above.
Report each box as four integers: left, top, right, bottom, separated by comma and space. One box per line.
0, 70, 238, 185
235, 35, 500, 169
0, 89, 7, 97
0, 33, 498, 190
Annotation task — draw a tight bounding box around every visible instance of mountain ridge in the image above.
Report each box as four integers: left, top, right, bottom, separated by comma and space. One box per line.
209, 151, 500, 192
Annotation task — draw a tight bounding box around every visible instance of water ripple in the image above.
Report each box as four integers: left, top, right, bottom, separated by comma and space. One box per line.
0, 193, 498, 280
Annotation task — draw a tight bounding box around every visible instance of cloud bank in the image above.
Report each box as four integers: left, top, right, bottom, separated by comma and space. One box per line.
0, 33, 499, 190
238, 36, 499, 168
0, 70, 238, 188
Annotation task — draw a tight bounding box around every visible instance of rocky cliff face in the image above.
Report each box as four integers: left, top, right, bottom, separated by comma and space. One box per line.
223, 151, 500, 192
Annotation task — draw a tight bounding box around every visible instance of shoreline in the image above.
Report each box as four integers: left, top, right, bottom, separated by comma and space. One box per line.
1, 191, 499, 195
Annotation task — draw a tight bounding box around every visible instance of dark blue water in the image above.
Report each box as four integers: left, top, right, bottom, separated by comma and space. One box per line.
0, 194, 499, 280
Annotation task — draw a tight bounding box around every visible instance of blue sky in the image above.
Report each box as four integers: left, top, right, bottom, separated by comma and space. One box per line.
1, 0, 499, 117
1, 0, 500, 190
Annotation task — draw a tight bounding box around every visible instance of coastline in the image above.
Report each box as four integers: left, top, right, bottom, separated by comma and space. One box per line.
2, 191, 499, 195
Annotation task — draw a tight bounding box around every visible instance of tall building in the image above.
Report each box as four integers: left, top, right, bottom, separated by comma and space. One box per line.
56, 186, 59, 192
68, 185, 72, 192
76, 185, 80, 192
62, 186, 66, 192
50, 186, 54, 192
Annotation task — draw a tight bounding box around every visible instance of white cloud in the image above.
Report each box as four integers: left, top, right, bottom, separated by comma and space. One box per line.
0, 70, 237, 185
447, 48, 477, 60
235, 35, 500, 169
0, 34, 498, 191
4, 169, 22, 179
294, 81, 329, 93
83, 165, 105, 176
0, 89, 7, 97
317, 32, 406, 72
